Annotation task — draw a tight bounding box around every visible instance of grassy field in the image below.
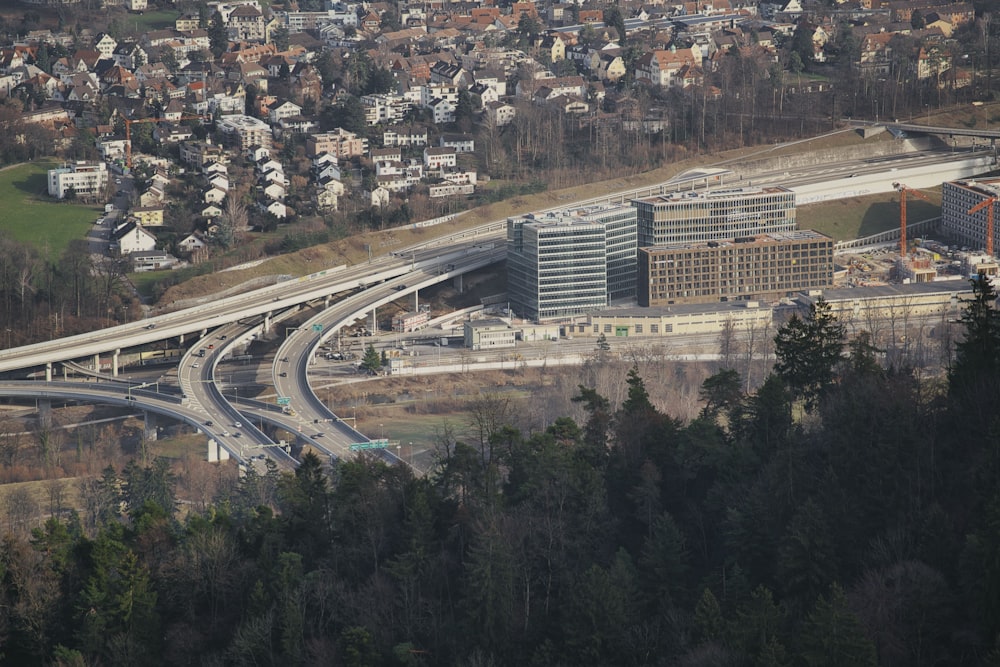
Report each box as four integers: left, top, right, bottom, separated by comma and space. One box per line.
797, 190, 942, 241
128, 10, 181, 32
0, 161, 101, 262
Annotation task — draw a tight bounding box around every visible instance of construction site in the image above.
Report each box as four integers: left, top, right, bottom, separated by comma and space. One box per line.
837, 178, 1000, 289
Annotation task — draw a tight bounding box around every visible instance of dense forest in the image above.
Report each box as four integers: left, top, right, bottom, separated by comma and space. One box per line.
3, 281, 1000, 666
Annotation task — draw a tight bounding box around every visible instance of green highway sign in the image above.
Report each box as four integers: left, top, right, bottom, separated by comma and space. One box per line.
277, 397, 291, 406
349, 439, 390, 451
312, 323, 324, 332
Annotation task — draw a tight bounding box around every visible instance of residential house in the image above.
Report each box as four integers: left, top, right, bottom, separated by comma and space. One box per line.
634, 47, 703, 87
139, 186, 165, 207
204, 161, 228, 177
440, 133, 475, 153
430, 61, 469, 86
424, 146, 457, 170
247, 144, 271, 162
94, 33, 117, 59
208, 173, 230, 191
133, 206, 165, 227
429, 97, 456, 124
112, 41, 147, 70
179, 139, 228, 167
228, 5, 266, 41
203, 186, 227, 204
262, 182, 286, 201
257, 157, 283, 174
177, 232, 207, 253
316, 177, 345, 211
265, 200, 287, 218
201, 204, 223, 218
383, 125, 428, 147
278, 116, 319, 136
372, 147, 403, 163
267, 99, 302, 123
537, 34, 566, 62
113, 221, 157, 255
485, 100, 516, 127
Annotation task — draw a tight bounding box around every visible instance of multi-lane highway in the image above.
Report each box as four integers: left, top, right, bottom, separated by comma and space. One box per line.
0, 141, 993, 468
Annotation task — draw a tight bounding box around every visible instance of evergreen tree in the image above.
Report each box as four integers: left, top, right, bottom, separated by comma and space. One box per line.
773, 298, 844, 409
360, 343, 381, 374
798, 583, 877, 666
208, 12, 228, 58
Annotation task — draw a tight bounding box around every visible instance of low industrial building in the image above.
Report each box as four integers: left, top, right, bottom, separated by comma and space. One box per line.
638, 230, 834, 306
798, 280, 973, 327
464, 318, 517, 350
563, 301, 775, 339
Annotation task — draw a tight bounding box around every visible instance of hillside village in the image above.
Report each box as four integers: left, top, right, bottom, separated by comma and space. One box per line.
0, 0, 984, 272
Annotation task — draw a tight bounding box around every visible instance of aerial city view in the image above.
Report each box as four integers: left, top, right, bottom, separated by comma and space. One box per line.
2, 0, 1000, 663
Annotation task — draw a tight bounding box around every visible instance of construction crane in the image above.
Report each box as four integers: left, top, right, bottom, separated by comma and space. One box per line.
968, 195, 999, 257
124, 114, 206, 168
892, 182, 933, 258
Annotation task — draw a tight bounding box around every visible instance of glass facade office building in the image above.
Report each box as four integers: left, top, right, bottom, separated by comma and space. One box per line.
507, 204, 637, 321
633, 186, 797, 248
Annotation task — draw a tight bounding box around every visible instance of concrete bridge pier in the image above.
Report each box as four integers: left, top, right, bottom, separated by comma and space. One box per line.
207, 439, 230, 463
414, 290, 419, 312
453, 274, 464, 293
45, 361, 52, 382
112, 349, 120, 377
324, 295, 331, 307
264, 311, 272, 334
37, 399, 51, 428
200, 329, 208, 339
143, 411, 158, 441
178, 333, 184, 345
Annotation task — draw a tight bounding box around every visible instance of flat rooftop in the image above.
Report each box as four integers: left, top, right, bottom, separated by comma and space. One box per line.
812, 279, 973, 302
635, 185, 792, 204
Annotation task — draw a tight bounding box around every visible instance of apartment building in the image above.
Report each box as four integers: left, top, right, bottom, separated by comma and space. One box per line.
633, 186, 797, 248
306, 128, 366, 158
47, 161, 109, 199
507, 203, 637, 321
638, 230, 834, 306
941, 177, 1000, 253
216, 114, 272, 151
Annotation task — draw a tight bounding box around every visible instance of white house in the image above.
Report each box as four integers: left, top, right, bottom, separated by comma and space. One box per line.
113, 221, 157, 255
423, 147, 457, 170
262, 182, 286, 201
203, 186, 227, 204
208, 174, 230, 191
268, 100, 303, 124
265, 200, 287, 218
178, 232, 207, 253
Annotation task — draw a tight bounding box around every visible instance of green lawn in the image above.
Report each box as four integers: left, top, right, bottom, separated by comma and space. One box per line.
0, 161, 102, 261
128, 10, 181, 32
797, 191, 942, 242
